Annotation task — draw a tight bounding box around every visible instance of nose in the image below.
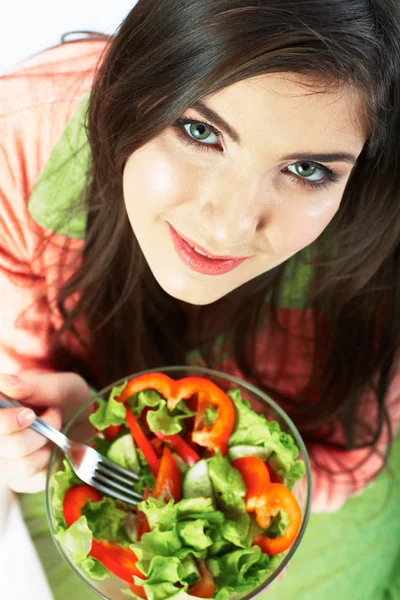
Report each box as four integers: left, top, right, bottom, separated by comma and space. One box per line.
196, 169, 266, 249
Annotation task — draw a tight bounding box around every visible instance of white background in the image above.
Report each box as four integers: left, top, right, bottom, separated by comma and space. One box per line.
0, 1, 139, 75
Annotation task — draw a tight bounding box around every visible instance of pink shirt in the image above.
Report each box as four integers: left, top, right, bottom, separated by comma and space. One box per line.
1, 40, 399, 512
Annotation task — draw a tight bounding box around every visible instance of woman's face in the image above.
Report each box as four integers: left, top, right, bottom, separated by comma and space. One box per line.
123, 74, 366, 305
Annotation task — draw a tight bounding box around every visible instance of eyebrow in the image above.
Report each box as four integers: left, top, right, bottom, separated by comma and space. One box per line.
281, 152, 357, 165
190, 102, 358, 164
192, 101, 241, 143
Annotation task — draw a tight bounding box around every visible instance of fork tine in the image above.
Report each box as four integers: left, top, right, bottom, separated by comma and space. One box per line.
97, 461, 141, 489
93, 470, 142, 501
89, 478, 140, 506
98, 456, 140, 481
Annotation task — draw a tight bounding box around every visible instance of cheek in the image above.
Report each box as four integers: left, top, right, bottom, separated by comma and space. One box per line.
123, 143, 189, 215
271, 194, 341, 254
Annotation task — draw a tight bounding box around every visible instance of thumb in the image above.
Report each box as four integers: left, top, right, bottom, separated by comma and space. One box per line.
0, 372, 92, 421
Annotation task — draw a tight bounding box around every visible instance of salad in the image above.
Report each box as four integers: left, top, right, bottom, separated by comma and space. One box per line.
52, 372, 306, 600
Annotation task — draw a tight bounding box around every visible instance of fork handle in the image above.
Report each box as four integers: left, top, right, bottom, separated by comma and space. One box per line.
0, 392, 68, 451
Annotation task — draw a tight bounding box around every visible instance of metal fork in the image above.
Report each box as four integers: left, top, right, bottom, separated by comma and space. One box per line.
0, 393, 142, 505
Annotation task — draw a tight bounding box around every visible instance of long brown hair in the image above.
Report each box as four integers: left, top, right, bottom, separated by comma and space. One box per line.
56, 0, 400, 472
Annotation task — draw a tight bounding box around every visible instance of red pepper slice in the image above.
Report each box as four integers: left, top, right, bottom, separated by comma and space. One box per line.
152, 446, 181, 503
154, 431, 201, 466
117, 373, 175, 404
63, 485, 146, 590
149, 437, 164, 457
90, 539, 144, 583
231, 457, 301, 556
63, 484, 103, 528
117, 373, 234, 456
188, 562, 215, 598
104, 424, 123, 442
125, 407, 160, 478
171, 377, 235, 455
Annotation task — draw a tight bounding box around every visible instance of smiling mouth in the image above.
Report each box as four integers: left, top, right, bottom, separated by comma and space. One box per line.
168, 224, 250, 276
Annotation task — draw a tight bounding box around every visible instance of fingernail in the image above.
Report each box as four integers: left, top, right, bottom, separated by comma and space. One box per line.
17, 408, 36, 427
2, 374, 20, 385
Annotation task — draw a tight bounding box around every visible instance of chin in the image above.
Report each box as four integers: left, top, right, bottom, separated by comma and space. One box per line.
152, 269, 231, 306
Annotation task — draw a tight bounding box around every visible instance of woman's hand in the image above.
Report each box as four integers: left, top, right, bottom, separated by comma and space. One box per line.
0, 371, 92, 493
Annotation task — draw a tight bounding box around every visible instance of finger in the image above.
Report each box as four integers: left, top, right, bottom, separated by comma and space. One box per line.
0, 406, 36, 436
0, 407, 62, 459
0, 372, 92, 421
8, 468, 48, 494
0, 445, 53, 481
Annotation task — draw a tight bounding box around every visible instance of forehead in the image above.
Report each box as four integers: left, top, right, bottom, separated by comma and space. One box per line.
205, 73, 367, 152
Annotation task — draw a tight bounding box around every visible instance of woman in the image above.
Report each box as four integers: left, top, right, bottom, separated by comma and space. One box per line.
0, 1, 399, 598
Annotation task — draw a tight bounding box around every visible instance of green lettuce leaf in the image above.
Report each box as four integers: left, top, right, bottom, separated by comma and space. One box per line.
89, 383, 127, 431
214, 590, 231, 600
147, 403, 184, 435
134, 556, 186, 600
176, 497, 216, 516
207, 453, 246, 517
220, 513, 251, 548
283, 458, 306, 490
131, 527, 182, 575
208, 546, 272, 594
228, 389, 303, 483
180, 557, 200, 584
204, 406, 218, 427
138, 498, 178, 531
129, 390, 164, 416
177, 520, 213, 550
81, 497, 128, 543
54, 516, 92, 564
134, 451, 155, 494
79, 557, 108, 580
92, 436, 112, 456
264, 510, 290, 538
52, 459, 80, 526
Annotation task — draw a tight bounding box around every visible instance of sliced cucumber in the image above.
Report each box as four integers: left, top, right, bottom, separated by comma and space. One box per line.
183, 459, 213, 499
228, 444, 272, 461
107, 433, 141, 473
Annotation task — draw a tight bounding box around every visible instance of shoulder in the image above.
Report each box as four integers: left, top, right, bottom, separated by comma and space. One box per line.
0, 40, 106, 258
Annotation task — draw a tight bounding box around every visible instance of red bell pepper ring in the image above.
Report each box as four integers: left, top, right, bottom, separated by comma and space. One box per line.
125, 407, 160, 477
117, 373, 235, 456
154, 431, 201, 466
231, 456, 301, 556
63, 484, 103, 528
152, 446, 181, 503
117, 373, 175, 405
188, 562, 215, 598
63, 485, 146, 588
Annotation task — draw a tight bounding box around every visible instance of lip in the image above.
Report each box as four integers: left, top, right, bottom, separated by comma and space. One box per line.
168, 224, 249, 276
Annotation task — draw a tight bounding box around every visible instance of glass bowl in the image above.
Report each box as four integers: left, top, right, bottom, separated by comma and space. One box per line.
46, 366, 312, 600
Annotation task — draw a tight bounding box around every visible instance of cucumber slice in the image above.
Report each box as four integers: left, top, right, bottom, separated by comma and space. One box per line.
182, 459, 213, 499
228, 445, 272, 461
107, 434, 141, 473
